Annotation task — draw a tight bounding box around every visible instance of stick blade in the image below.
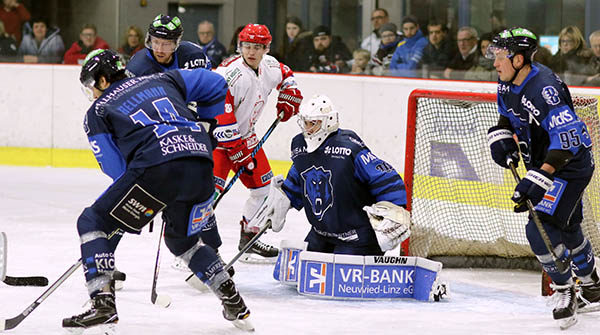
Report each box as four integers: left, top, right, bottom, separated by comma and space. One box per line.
3, 276, 49, 287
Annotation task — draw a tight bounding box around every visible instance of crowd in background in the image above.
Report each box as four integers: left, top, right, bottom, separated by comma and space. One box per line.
1, 0, 600, 87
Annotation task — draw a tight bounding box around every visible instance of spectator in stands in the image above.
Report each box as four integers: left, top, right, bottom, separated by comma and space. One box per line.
420, 19, 457, 78
389, 15, 428, 78
278, 16, 312, 71
361, 8, 391, 59
0, 0, 29, 45
490, 10, 506, 34
584, 30, 600, 86
464, 32, 496, 81
444, 26, 479, 80
350, 49, 371, 75
371, 23, 400, 76
0, 18, 17, 62
196, 20, 226, 68
118, 25, 143, 63
550, 25, 593, 85
307, 25, 352, 73
63, 24, 110, 65
225, 25, 245, 58
533, 43, 553, 67
18, 16, 64, 64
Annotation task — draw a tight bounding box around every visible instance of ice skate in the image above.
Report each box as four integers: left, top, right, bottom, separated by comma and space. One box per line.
577, 270, 600, 313
62, 292, 118, 334
216, 279, 254, 331
551, 282, 578, 329
239, 222, 278, 264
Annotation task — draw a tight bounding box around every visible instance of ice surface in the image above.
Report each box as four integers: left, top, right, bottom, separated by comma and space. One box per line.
0, 166, 598, 334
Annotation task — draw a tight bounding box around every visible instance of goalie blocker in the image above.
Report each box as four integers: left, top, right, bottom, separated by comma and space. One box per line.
272, 240, 447, 301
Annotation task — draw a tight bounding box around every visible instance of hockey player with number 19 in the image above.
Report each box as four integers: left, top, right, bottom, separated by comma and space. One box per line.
486, 27, 600, 329
248, 95, 411, 255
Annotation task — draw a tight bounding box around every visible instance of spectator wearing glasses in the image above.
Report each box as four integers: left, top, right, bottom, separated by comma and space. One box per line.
361, 8, 391, 59
464, 32, 496, 81
196, 20, 226, 68
444, 26, 479, 80
117, 25, 143, 63
63, 24, 109, 64
389, 15, 428, 78
420, 19, 457, 78
550, 25, 593, 86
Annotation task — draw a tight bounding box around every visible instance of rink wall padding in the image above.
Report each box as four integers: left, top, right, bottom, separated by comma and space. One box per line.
1, 63, 600, 174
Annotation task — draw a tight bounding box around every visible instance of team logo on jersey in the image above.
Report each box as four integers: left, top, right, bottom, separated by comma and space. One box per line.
301, 166, 334, 221
542, 86, 561, 106
520, 95, 540, 116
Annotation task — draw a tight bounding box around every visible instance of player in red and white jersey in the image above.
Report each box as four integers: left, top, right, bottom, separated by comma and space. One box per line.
212, 23, 303, 263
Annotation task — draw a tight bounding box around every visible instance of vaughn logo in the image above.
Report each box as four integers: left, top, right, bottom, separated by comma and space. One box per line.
374, 256, 408, 264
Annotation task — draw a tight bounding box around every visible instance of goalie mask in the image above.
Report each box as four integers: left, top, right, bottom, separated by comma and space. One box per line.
145, 14, 183, 52
297, 95, 339, 153
80, 49, 125, 101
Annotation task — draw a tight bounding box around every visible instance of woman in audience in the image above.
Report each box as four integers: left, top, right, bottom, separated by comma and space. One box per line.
118, 25, 143, 63
277, 16, 312, 71
18, 16, 64, 63
550, 25, 594, 85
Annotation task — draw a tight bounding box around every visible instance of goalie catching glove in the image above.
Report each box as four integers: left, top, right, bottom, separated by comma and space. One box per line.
276, 88, 303, 122
363, 201, 411, 252
246, 175, 291, 232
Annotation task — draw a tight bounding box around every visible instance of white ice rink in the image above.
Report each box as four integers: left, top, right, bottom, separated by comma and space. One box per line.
1, 165, 599, 334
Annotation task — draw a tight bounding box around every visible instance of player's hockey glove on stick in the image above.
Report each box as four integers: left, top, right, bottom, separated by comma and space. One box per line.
487, 126, 520, 169
246, 175, 291, 233
511, 168, 553, 213
363, 201, 411, 252
276, 88, 303, 122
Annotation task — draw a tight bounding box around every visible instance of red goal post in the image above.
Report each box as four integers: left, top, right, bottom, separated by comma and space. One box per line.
402, 89, 600, 270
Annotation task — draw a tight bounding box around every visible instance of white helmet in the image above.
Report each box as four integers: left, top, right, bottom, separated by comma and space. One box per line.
297, 94, 339, 153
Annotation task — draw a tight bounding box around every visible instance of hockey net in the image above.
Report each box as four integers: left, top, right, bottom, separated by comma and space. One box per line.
404, 89, 600, 269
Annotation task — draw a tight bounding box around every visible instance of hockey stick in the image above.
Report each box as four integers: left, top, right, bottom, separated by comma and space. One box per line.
0, 229, 122, 331
224, 221, 272, 271
0, 232, 49, 287
150, 219, 171, 308
507, 160, 570, 273
183, 115, 283, 286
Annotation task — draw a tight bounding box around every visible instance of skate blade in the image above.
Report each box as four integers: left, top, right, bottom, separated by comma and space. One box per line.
63, 323, 116, 335
557, 314, 577, 330
186, 275, 210, 293
239, 253, 277, 264
232, 318, 255, 332
114, 280, 124, 291
579, 302, 600, 314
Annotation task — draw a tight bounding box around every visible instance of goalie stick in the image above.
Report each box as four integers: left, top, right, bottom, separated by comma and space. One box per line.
507, 160, 570, 274
156, 115, 284, 302
0, 229, 121, 331
183, 116, 283, 288
0, 232, 48, 287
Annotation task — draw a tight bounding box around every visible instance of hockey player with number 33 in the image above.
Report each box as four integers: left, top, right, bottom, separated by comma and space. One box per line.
247, 95, 411, 255
486, 27, 600, 329
212, 23, 303, 263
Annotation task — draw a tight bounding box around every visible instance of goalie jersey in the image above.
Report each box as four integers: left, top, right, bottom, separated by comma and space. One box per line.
497, 62, 593, 179
282, 129, 407, 247
84, 69, 228, 181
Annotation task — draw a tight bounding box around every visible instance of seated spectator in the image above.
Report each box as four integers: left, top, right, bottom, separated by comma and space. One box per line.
584, 30, 600, 86
534, 43, 553, 67
371, 23, 401, 76
420, 19, 457, 78
196, 20, 226, 68
464, 32, 496, 81
0, 18, 17, 62
444, 26, 479, 80
389, 15, 428, 78
63, 24, 109, 65
277, 16, 312, 71
118, 25, 143, 63
307, 25, 352, 73
550, 25, 594, 85
225, 25, 245, 58
350, 49, 371, 75
0, 0, 29, 45
361, 8, 391, 59
18, 16, 64, 64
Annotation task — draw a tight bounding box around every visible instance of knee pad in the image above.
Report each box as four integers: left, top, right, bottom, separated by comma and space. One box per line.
164, 232, 201, 257
243, 185, 269, 219
185, 243, 228, 285
78, 207, 123, 253
525, 220, 571, 283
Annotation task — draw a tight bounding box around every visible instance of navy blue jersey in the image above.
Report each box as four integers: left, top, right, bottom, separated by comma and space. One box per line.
282, 129, 406, 246
497, 63, 593, 178
126, 41, 211, 77
84, 69, 228, 180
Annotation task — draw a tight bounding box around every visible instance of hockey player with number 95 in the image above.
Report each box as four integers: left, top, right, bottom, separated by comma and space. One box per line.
486, 27, 600, 329
247, 95, 410, 256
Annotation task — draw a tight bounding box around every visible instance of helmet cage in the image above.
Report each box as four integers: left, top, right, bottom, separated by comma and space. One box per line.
297, 95, 339, 153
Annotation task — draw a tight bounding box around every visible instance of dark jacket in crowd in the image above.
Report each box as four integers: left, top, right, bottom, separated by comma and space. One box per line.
307, 36, 352, 73
447, 48, 479, 80
198, 38, 226, 68
280, 31, 313, 72
371, 36, 401, 76
0, 33, 17, 62
18, 25, 65, 63
550, 48, 594, 85
420, 38, 458, 78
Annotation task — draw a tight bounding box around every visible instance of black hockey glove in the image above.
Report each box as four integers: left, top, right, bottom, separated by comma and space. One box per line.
511, 168, 554, 213
487, 126, 520, 169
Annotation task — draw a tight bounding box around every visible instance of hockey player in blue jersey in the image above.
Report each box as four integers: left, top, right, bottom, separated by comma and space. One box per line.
61, 49, 253, 332
486, 27, 600, 328
246, 95, 411, 255
126, 14, 211, 76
